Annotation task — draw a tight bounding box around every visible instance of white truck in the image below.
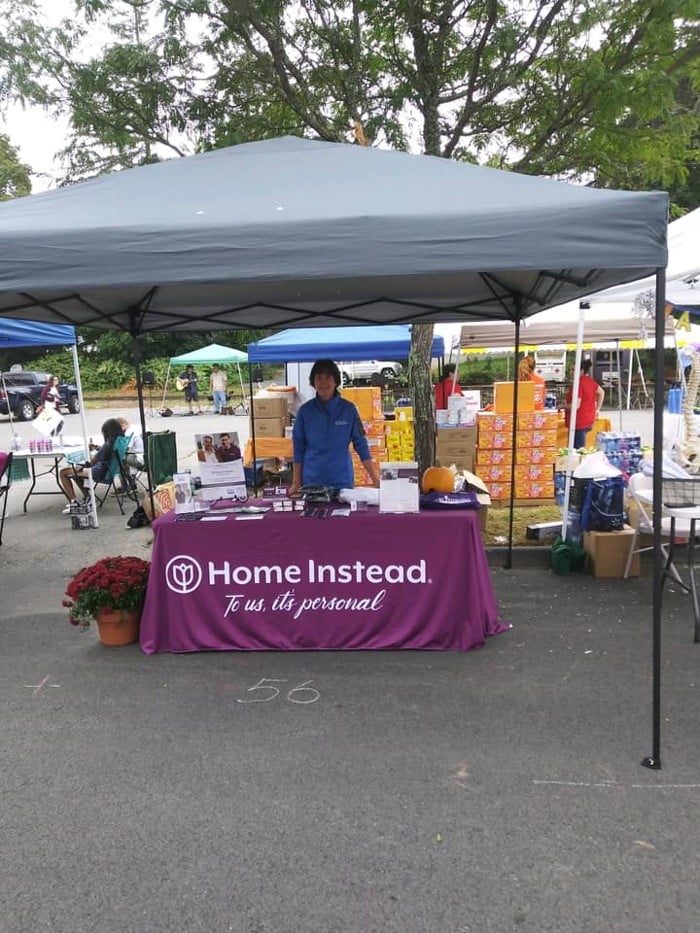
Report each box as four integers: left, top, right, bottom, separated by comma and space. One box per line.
534, 350, 567, 383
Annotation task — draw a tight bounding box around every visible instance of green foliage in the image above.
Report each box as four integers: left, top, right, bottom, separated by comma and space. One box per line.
0, 133, 31, 200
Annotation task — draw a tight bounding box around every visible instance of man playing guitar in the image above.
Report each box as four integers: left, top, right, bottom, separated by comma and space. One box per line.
177, 364, 202, 415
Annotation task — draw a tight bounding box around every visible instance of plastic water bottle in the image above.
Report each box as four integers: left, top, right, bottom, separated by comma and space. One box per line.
12, 433, 22, 452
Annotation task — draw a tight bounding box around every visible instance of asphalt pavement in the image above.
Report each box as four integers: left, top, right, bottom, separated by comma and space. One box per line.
1, 404, 699, 933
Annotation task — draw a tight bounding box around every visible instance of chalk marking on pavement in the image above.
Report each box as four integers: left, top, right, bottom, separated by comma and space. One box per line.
23, 677, 60, 695
533, 780, 700, 789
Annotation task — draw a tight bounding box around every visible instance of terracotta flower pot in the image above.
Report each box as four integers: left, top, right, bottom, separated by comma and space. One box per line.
95, 608, 142, 646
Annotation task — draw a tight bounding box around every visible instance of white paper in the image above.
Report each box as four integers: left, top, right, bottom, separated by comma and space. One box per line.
31, 407, 63, 437
379, 462, 420, 513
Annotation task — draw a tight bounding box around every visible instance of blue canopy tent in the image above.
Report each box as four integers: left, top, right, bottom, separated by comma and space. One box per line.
247, 325, 444, 363
0, 319, 76, 349
0, 318, 94, 522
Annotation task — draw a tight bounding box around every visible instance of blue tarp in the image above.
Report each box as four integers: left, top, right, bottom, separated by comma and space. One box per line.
0, 319, 76, 348
247, 325, 444, 363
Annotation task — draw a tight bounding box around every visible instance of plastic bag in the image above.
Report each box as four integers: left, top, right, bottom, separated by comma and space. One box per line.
580, 476, 625, 532
551, 535, 587, 575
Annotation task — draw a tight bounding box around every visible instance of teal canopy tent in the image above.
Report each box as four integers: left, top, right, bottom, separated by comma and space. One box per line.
166, 343, 249, 412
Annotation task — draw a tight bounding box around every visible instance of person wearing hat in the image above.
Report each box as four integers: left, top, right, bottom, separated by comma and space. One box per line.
179, 364, 202, 415
289, 359, 379, 494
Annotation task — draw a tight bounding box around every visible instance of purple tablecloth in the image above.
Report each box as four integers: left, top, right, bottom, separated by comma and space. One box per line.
140, 507, 510, 654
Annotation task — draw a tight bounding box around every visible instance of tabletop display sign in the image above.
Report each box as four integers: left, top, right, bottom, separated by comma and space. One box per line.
195, 430, 245, 500
173, 472, 195, 514
32, 407, 63, 437
379, 461, 420, 513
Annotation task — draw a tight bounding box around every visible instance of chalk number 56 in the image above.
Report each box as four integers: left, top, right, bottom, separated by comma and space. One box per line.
237, 678, 320, 705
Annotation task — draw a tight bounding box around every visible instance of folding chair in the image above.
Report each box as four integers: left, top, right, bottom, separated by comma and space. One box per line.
624, 471, 692, 582
0, 452, 13, 546
93, 450, 142, 515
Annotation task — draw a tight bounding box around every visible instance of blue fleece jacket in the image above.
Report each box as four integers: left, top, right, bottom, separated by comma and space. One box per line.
292, 393, 371, 489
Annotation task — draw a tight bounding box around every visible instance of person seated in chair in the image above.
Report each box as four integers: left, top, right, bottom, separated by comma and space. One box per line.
58, 418, 128, 513
117, 417, 145, 469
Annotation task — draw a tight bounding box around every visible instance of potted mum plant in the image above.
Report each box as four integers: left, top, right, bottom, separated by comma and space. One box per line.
63, 555, 150, 646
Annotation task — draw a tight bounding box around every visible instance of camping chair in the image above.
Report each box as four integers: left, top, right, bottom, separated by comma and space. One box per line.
0, 452, 13, 546
93, 450, 142, 515
624, 471, 693, 583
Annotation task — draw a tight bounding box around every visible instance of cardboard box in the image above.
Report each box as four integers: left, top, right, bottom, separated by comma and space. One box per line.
526, 521, 562, 541
517, 411, 558, 431
252, 417, 287, 438
494, 381, 535, 414
252, 396, 289, 419
516, 446, 557, 465
583, 526, 639, 578
436, 426, 477, 444
436, 453, 473, 473
477, 412, 513, 434
343, 387, 382, 420
475, 447, 513, 467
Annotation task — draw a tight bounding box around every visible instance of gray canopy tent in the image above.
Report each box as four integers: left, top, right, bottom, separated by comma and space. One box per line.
0, 135, 670, 766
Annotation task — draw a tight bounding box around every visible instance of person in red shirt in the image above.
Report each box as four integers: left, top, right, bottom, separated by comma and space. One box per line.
434, 364, 463, 410
565, 359, 605, 449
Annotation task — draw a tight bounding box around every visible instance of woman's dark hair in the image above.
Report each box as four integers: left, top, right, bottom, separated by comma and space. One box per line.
441, 364, 457, 379
581, 359, 593, 376
101, 418, 125, 443
309, 359, 341, 388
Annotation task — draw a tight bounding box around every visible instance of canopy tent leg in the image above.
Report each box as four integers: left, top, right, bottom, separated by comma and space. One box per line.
642, 266, 666, 771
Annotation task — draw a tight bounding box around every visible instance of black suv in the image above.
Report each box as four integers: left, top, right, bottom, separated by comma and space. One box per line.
0, 371, 80, 421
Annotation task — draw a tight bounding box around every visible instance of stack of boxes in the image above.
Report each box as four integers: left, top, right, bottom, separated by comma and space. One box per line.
475, 408, 558, 501
596, 431, 643, 477
250, 396, 291, 438
384, 406, 415, 464
435, 425, 477, 472
343, 387, 388, 488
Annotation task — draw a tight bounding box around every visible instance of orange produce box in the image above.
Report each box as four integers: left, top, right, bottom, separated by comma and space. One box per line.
343, 387, 382, 420
475, 448, 513, 466
477, 465, 512, 483
477, 412, 514, 433
363, 420, 386, 437
515, 429, 558, 449
494, 381, 535, 414
487, 481, 512, 499
514, 464, 554, 483
517, 411, 558, 431
514, 480, 555, 499
515, 446, 557, 465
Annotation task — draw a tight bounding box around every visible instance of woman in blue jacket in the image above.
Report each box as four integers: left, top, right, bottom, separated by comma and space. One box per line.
289, 359, 380, 494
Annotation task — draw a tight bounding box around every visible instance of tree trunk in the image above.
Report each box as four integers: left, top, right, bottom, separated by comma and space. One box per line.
407, 323, 435, 475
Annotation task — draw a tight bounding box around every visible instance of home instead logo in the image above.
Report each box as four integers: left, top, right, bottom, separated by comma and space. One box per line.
165, 555, 204, 594
164, 556, 430, 594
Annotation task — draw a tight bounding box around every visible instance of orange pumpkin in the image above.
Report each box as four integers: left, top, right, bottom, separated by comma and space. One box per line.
421, 466, 454, 494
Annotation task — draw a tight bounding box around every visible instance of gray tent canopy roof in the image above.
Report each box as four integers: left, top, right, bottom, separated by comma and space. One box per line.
0, 136, 668, 334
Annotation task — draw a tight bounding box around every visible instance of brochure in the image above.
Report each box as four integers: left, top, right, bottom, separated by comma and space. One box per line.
379, 461, 420, 513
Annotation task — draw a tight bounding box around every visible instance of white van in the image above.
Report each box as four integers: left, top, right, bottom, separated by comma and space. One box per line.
534, 350, 567, 383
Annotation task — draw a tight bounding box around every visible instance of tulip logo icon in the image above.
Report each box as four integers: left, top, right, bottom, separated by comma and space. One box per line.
165, 555, 203, 594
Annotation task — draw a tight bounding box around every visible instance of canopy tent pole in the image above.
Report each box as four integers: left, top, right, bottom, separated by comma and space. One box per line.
642, 266, 667, 771
0, 374, 16, 435
626, 349, 634, 410
504, 315, 522, 569
560, 304, 587, 541
131, 337, 156, 520
69, 343, 98, 529
615, 341, 623, 430
235, 362, 248, 413
160, 364, 171, 411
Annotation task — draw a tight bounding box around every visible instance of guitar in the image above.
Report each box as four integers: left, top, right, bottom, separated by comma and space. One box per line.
175, 377, 190, 391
